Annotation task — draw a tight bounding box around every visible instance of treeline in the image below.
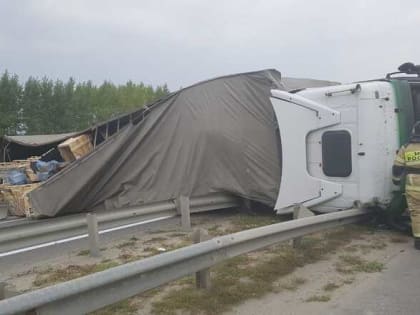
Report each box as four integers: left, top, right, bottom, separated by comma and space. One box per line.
0, 70, 170, 136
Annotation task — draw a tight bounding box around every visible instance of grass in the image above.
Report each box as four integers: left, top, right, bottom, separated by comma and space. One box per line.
278, 277, 307, 291
207, 224, 222, 236
323, 282, 341, 291
144, 237, 168, 244
116, 240, 137, 249
370, 240, 387, 250
358, 240, 387, 254
33, 261, 120, 287
390, 236, 409, 243
335, 255, 384, 274
305, 295, 331, 302
342, 277, 355, 284
148, 229, 177, 234
91, 300, 138, 315
360, 261, 385, 272
118, 253, 143, 263
78, 248, 107, 255
228, 213, 284, 232
343, 237, 388, 255
168, 239, 191, 250
204, 213, 284, 236
150, 226, 364, 315
15, 269, 33, 277
167, 232, 187, 238
343, 245, 359, 253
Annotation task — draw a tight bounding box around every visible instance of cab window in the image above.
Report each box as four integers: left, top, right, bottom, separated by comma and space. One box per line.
322, 130, 352, 177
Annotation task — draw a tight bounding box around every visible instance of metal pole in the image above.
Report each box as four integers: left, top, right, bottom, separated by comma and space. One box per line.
293, 205, 302, 248
0, 206, 7, 220
0, 282, 5, 300
192, 229, 211, 289
86, 213, 100, 257
93, 128, 98, 149
0, 282, 18, 300
176, 195, 191, 230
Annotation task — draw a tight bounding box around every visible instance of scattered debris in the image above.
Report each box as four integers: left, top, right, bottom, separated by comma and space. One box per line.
0, 134, 94, 218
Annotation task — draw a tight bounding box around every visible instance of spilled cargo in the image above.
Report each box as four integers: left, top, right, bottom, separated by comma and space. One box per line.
0, 134, 92, 217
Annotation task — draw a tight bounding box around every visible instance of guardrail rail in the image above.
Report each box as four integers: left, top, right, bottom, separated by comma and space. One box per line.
0, 193, 239, 255
0, 208, 369, 315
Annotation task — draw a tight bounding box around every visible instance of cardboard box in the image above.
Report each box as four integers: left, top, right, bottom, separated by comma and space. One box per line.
58, 134, 93, 162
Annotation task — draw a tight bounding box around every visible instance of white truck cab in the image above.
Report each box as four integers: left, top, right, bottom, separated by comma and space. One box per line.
272, 67, 420, 214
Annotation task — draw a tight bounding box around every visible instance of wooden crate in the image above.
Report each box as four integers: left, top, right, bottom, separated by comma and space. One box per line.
0, 156, 39, 169
0, 162, 26, 170
58, 134, 93, 162
0, 183, 40, 217
0, 190, 9, 215
0, 157, 40, 184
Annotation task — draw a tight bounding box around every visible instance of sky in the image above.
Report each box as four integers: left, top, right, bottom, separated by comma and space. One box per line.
1, 0, 420, 90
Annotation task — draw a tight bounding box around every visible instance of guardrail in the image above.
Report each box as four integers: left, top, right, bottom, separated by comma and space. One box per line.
0, 208, 369, 315
0, 193, 239, 255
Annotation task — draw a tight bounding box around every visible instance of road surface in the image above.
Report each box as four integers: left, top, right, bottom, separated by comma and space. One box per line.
228, 234, 420, 315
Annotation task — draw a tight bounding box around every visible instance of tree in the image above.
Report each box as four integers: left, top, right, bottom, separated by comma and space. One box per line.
0, 71, 22, 136
1, 69, 170, 135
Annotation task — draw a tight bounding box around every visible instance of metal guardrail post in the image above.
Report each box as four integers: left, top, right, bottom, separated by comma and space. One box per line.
292, 204, 314, 248
192, 229, 211, 289
0, 282, 18, 300
176, 195, 191, 230
86, 213, 100, 257
292, 205, 302, 248
0, 206, 7, 220
0, 282, 5, 300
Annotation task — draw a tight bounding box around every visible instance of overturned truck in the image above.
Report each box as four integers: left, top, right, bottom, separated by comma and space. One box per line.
3, 65, 418, 218
1, 70, 337, 218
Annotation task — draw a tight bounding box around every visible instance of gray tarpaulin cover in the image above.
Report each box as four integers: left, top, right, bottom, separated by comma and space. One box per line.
29, 70, 337, 217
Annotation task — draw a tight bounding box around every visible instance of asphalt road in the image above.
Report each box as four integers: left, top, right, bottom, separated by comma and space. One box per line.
0, 216, 181, 275
323, 241, 420, 315
229, 236, 420, 315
